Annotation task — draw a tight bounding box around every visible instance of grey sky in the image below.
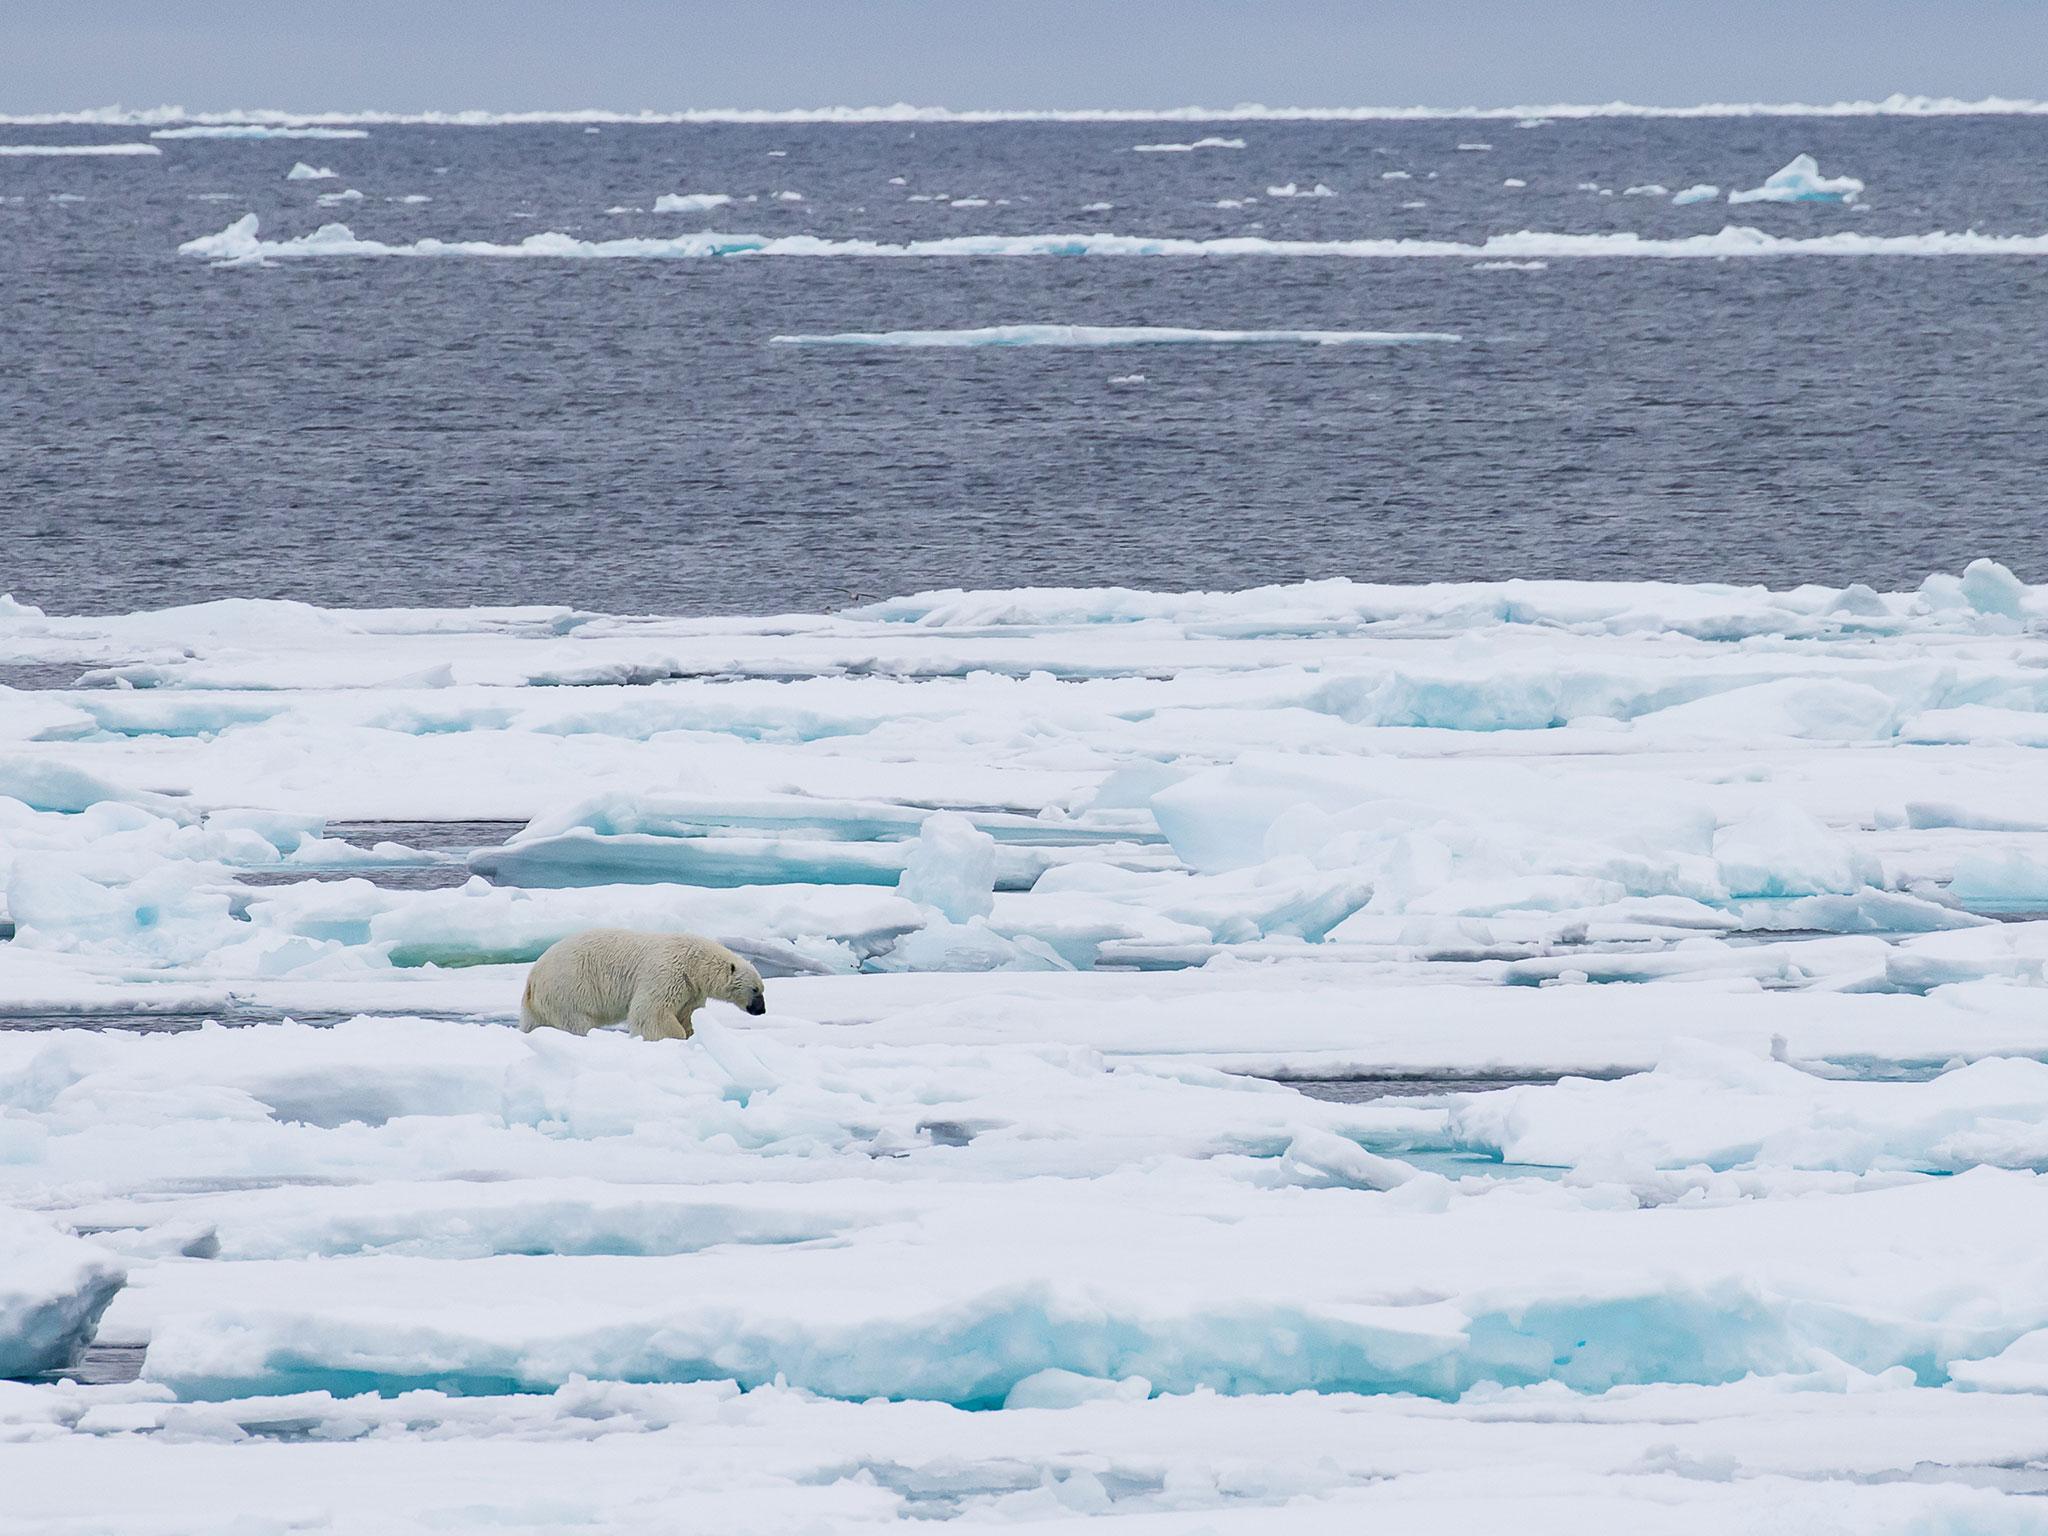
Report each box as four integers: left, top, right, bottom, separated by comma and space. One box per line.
4, 0, 2038, 112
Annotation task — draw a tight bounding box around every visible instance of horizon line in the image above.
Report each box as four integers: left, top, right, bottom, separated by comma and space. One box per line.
7, 93, 2048, 126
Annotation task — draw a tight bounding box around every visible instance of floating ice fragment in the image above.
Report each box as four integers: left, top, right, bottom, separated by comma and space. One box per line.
150, 125, 368, 139
1130, 137, 1244, 152
769, 325, 1461, 348
652, 192, 731, 212
1672, 184, 1719, 204
1381, 170, 1412, 180
1472, 259, 1547, 270
1266, 182, 1335, 197
285, 162, 338, 180
773, 190, 803, 202
898, 812, 998, 921
1728, 154, 1863, 203
1503, 178, 1526, 187
1457, 143, 1492, 150
0, 1209, 125, 1378
1623, 183, 1670, 196
0, 143, 160, 156
1003, 1369, 1151, 1407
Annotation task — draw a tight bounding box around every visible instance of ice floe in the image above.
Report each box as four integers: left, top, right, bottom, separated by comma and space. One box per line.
0, 142, 159, 156
7, 567, 2048, 1531
1672, 183, 1720, 204
768, 325, 1461, 347
651, 191, 731, 212
149, 125, 368, 139
0, 1209, 124, 1377
1728, 153, 1864, 204
284, 161, 337, 180
1131, 136, 1245, 151
180, 212, 2048, 265
1266, 181, 1335, 197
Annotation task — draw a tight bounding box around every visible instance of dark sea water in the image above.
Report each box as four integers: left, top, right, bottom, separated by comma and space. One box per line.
3, 114, 2046, 615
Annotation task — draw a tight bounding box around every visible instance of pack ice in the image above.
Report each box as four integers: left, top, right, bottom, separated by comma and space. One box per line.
4, 566, 2048, 1533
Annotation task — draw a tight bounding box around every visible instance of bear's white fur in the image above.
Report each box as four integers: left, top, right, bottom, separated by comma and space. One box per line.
520, 928, 766, 1041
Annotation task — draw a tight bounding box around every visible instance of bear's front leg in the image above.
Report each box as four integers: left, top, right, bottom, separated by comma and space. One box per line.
627, 992, 697, 1042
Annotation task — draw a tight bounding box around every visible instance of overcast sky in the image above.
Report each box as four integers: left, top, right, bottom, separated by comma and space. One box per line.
5, 0, 2039, 112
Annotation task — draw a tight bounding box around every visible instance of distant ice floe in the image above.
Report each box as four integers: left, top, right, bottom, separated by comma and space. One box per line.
1130, 136, 1245, 151
1106, 372, 1146, 384
1728, 153, 1864, 204
150, 125, 368, 140
1623, 183, 1670, 196
1472, 259, 1548, 270
1672, 184, 1721, 204
0, 142, 159, 156
652, 192, 732, 212
1266, 182, 1334, 197
180, 213, 2048, 265
1080, 200, 1112, 211
773, 189, 803, 202
285, 162, 337, 180
1457, 142, 1492, 150
1381, 170, 1412, 180
769, 325, 1461, 348
316, 189, 365, 205
19, 94, 2048, 125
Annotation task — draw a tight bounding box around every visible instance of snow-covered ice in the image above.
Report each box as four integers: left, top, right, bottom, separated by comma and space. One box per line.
769, 325, 1461, 348
284, 161, 337, 180
149, 125, 369, 139
1672, 183, 1720, 204
180, 213, 2048, 264
0, 142, 160, 156
1130, 136, 1245, 151
652, 191, 731, 212
6, 566, 2048, 1531
1728, 153, 1864, 204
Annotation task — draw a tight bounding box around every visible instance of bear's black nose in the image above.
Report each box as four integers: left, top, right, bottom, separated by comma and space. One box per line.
746, 995, 767, 1016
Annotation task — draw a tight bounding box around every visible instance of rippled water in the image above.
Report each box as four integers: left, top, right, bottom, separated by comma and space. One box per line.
5, 115, 2046, 613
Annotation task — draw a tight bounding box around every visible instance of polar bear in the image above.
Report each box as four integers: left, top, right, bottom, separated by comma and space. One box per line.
520, 928, 766, 1041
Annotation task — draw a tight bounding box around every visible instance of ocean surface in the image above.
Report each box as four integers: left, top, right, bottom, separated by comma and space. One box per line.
4, 112, 2046, 614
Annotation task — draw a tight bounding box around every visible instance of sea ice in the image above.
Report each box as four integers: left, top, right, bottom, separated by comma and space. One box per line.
769, 325, 1462, 347
1130, 137, 1245, 151
179, 213, 2048, 264
149, 125, 369, 139
897, 812, 998, 920
652, 191, 731, 212
5, 567, 2048, 1530
1728, 153, 1864, 203
1266, 181, 1335, 197
284, 161, 337, 180
1672, 183, 1720, 204
0, 143, 160, 156
0, 1209, 124, 1377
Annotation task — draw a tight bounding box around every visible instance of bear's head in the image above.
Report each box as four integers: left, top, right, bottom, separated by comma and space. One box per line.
715, 952, 768, 1016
